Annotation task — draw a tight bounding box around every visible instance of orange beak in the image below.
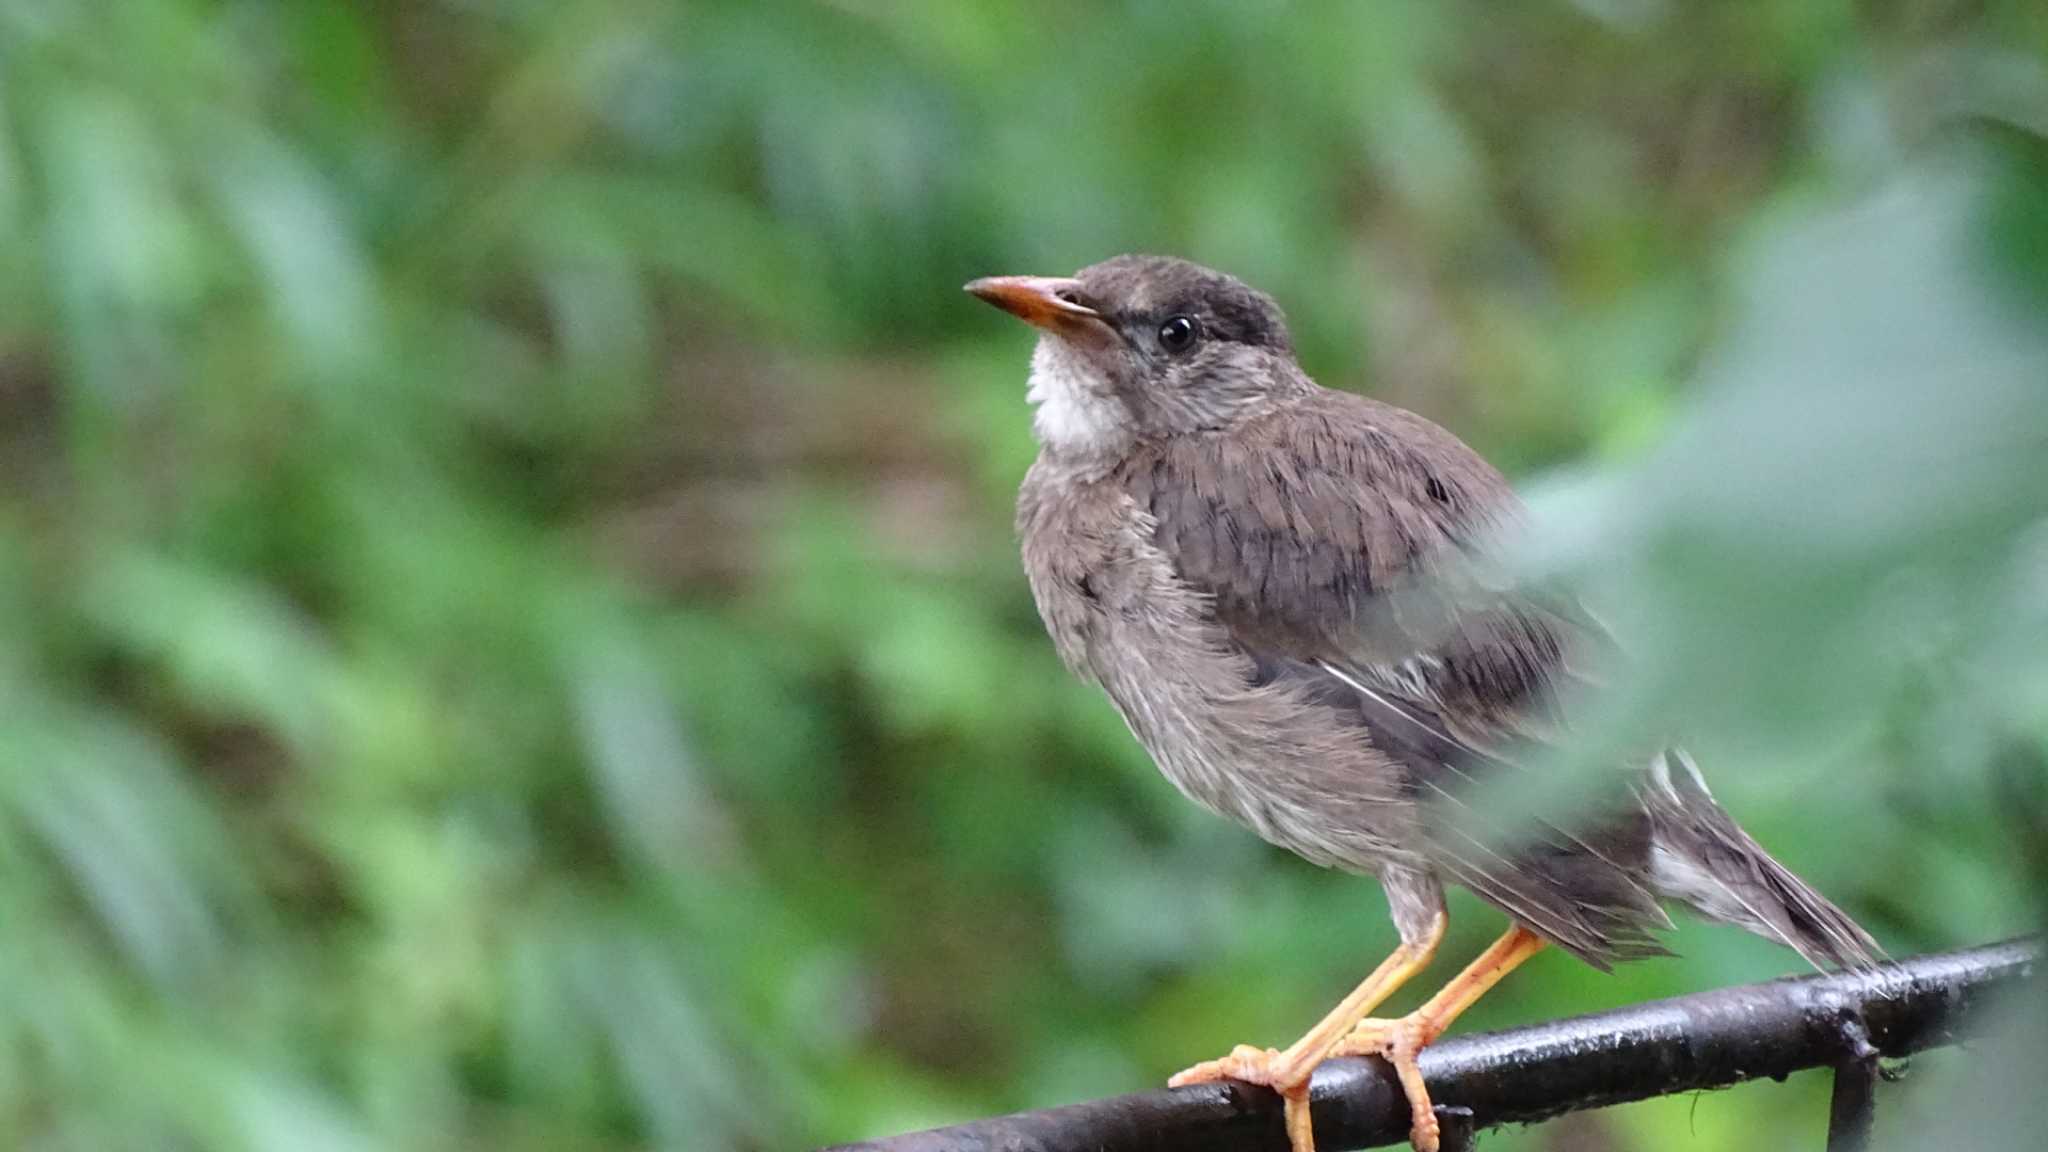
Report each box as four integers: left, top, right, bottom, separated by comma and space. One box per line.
964, 276, 1108, 337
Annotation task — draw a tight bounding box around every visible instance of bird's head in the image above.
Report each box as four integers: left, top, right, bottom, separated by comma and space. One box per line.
966, 254, 1303, 459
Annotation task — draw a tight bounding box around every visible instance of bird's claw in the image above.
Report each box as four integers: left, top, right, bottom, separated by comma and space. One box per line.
1332, 1014, 1442, 1152
1170, 1045, 1318, 1152
1167, 1044, 1291, 1089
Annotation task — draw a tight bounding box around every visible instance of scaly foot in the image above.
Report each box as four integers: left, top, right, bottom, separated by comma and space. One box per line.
1330, 1012, 1443, 1152
1170, 1045, 1317, 1152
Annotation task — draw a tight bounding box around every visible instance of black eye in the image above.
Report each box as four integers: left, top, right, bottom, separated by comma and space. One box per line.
1157, 315, 1200, 353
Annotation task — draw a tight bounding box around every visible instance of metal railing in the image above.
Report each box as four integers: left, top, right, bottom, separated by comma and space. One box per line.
826, 938, 2037, 1152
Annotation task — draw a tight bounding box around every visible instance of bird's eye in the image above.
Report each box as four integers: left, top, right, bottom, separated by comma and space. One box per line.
1157, 315, 1200, 353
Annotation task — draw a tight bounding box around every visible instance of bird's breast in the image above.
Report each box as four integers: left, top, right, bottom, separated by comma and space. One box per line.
1017, 460, 1413, 873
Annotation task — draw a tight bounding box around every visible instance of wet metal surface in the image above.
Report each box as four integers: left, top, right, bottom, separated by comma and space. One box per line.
1432, 1107, 1475, 1152
1824, 1011, 1880, 1152
824, 938, 2037, 1152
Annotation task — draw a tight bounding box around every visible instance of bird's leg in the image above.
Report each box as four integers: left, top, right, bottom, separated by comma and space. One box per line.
1330, 925, 1545, 1152
1168, 910, 1446, 1152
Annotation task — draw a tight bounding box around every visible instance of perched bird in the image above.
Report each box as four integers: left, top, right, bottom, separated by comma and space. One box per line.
966, 255, 1876, 1152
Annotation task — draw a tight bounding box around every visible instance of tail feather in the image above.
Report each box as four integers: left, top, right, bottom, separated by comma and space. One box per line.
1642, 750, 1880, 970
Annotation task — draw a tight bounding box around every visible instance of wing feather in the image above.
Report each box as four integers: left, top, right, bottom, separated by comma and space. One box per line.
1118, 389, 1669, 966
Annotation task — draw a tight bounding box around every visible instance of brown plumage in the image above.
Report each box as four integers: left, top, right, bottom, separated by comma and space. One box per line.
971, 255, 1875, 1152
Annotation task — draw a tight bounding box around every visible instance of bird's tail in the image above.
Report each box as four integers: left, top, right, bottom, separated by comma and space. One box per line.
1641, 749, 1880, 970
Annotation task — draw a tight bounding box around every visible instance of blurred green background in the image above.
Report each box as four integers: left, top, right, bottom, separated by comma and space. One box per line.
2, 2, 2045, 1150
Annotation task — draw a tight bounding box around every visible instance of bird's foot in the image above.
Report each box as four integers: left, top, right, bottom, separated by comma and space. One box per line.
1168, 1043, 1285, 1088
1329, 1013, 1444, 1152
1170, 1044, 1318, 1152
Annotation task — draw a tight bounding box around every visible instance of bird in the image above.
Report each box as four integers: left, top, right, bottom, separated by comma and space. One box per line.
964, 254, 1877, 1152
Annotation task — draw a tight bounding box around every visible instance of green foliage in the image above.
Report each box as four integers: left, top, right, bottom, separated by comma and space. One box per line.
0, 2, 2042, 1150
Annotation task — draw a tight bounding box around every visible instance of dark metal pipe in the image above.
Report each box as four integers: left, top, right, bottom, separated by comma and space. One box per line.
823, 938, 2037, 1152
1823, 1012, 1880, 1152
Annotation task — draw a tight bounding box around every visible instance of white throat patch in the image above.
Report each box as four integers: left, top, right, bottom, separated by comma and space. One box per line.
1027, 336, 1128, 457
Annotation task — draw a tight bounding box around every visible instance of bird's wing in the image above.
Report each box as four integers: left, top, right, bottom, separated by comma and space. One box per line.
1117, 388, 1668, 966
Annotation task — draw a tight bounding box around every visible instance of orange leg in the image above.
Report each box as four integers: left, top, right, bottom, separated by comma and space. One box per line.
1330, 925, 1546, 1152
1169, 911, 1446, 1152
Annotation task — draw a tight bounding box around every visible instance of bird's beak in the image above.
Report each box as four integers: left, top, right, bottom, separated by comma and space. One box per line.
964, 276, 1107, 338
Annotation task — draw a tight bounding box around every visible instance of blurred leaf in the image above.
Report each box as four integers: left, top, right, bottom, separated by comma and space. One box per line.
559, 599, 734, 876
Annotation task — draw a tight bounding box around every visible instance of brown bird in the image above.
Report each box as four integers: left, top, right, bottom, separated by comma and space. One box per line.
966, 255, 1876, 1152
